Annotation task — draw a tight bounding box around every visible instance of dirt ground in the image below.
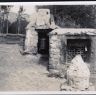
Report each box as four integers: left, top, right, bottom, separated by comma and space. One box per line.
0, 44, 95, 91
0, 44, 65, 91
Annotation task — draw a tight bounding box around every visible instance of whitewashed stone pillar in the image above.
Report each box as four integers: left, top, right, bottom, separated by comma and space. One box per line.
24, 27, 38, 54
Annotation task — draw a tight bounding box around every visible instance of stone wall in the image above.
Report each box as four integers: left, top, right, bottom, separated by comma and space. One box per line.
49, 29, 96, 75
58, 35, 67, 64
49, 33, 67, 74
49, 34, 61, 72
90, 36, 96, 73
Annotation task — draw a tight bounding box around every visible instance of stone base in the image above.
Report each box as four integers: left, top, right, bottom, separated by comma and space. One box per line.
48, 64, 70, 78
60, 82, 95, 91
48, 69, 61, 78
20, 49, 37, 55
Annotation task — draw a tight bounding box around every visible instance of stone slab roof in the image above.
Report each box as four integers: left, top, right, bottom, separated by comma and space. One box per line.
49, 28, 96, 36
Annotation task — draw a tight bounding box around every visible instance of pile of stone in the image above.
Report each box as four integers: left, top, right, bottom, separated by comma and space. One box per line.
60, 55, 95, 91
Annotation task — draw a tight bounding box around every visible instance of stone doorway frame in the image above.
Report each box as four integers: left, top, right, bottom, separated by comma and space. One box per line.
36, 29, 53, 55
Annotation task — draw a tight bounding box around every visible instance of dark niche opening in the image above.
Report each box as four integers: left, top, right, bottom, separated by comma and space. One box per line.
36, 29, 52, 55
67, 39, 91, 63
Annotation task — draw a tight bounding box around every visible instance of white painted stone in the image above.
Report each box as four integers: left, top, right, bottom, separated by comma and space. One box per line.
36, 9, 50, 28
25, 27, 38, 54
67, 55, 90, 90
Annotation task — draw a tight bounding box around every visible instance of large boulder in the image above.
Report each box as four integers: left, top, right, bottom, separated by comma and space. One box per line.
67, 55, 90, 90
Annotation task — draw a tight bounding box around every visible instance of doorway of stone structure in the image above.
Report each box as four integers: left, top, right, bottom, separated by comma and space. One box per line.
66, 39, 91, 63
38, 31, 49, 54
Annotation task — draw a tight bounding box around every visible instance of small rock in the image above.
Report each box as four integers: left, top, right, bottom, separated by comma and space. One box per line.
60, 82, 73, 91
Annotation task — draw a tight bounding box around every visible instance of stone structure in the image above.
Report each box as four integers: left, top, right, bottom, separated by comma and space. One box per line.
24, 8, 96, 76
24, 10, 38, 54
60, 55, 95, 91
23, 8, 96, 90
49, 28, 96, 75
23, 8, 96, 76
24, 27, 38, 54
24, 8, 96, 78
36, 9, 51, 29
24, 8, 56, 54
67, 55, 90, 90
35, 9, 57, 29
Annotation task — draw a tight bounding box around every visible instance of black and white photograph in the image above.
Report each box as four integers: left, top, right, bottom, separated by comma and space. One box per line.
0, 2, 96, 91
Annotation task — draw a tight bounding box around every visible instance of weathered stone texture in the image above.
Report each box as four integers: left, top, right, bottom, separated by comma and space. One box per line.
58, 35, 67, 64
48, 29, 96, 90
90, 36, 96, 73
60, 55, 95, 91
67, 55, 90, 90
36, 9, 51, 29
25, 28, 38, 54
48, 33, 68, 78
49, 30, 67, 74
49, 34, 61, 71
